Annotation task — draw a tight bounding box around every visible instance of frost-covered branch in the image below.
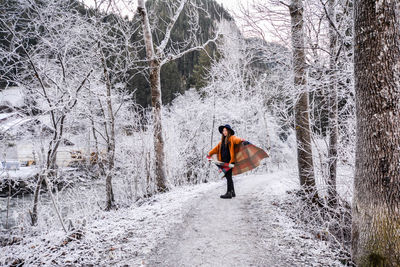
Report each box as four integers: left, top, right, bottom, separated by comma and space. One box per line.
156, 0, 188, 56
161, 34, 220, 65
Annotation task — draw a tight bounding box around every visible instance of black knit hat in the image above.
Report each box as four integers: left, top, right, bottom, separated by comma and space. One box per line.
218, 124, 235, 135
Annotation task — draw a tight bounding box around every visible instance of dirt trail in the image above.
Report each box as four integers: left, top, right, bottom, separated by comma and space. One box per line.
145, 174, 279, 267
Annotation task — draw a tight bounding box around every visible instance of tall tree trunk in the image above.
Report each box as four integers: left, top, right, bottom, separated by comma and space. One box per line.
100, 44, 116, 210
150, 63, 168, 192
105, 72, 116, 211
352, 1, 400, 265
289, 0, 318, 200
327, 0, 338, 206
138, 0, 168, 192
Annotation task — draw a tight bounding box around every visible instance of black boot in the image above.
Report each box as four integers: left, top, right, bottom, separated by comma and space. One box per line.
220, 191, 232, 199
231, 189, 236, 197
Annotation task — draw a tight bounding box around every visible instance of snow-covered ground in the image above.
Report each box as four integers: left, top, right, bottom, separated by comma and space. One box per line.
1, 169, 345, 266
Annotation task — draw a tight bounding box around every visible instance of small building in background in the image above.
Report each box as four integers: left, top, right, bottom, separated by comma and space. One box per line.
0, 87, 82, 172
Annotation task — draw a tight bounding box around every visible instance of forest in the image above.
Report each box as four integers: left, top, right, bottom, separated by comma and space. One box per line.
0, 0, 399, 266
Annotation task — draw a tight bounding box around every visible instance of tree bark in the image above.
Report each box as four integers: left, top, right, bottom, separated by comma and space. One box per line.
105, 73, 116, 210
138, 0, 168, 192
99, 43, 117, 210
289, 0, 318, 199
352, 1, 400, 265
150, 64, 168, 192
327, 0, 338, 206
29, 174, 43, 225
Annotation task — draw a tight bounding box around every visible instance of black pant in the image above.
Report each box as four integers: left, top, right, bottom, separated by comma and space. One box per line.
225, 168, 234, 192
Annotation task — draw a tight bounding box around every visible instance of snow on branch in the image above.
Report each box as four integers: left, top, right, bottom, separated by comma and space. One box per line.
161, 32, 220, 66
156, 0, 188, 56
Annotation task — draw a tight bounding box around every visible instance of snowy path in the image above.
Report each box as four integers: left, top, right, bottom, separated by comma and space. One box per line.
145, 171, 343, 267
146, 172, 288, 266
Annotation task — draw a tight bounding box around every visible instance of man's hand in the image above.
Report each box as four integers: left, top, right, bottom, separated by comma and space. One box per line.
206, 154, 211, 161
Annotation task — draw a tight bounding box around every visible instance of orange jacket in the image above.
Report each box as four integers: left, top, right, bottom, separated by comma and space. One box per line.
208, 135, 244, 164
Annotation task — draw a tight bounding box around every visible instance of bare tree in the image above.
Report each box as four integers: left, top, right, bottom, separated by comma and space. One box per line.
325, 0, 338, 206
352, 1, 400, 265
88, 4, 142, 210
137, 0, 220, 192
289, 0, 318, 200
